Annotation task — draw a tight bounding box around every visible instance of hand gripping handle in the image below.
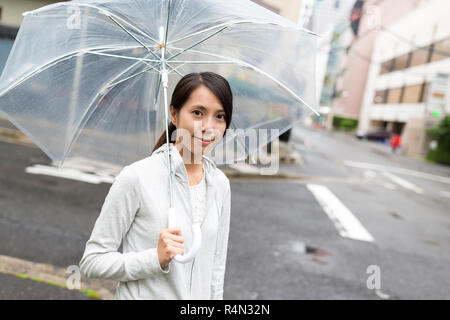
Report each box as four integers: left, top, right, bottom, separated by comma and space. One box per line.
167, 207, 202, 263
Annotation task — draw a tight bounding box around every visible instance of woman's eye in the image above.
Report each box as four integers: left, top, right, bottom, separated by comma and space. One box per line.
193, 110, 202, 116
217, 114, 225, 120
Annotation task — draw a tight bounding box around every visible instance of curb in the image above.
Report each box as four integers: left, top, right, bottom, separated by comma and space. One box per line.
0, 254, 116, 300
0, 127, 36, 147
221, 168, 308, 180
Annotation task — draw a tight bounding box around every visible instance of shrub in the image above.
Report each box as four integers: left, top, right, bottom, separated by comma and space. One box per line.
332, 116, 358, 131
426, 115, 450, 165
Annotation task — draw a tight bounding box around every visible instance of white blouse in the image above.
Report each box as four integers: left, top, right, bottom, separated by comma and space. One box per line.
189, 165, 207, 224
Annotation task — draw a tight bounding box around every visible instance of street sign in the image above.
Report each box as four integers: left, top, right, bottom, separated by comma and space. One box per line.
426, 73, 448, 120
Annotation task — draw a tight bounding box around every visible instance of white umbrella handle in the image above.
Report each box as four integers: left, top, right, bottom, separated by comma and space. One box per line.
168, 207, 202, 263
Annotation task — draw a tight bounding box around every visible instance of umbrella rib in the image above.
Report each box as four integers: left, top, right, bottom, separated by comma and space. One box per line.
135, 50, 182, 77
165, 62, 185, 77
166, 60, 235, 64
60, 54, 161, 166
164, 48, 185, 77
83, 50, 161, 63
166, 62, 186, 76
106, 62, 161, 89
0, 45, 154, 98
84, 44, 158, 53
163, 0, 171, 47
108, 46, 186, 84
153, 75, 162, 108
166, 26, 228, 61
167, 21, 238, 46
105, 14, 162, 62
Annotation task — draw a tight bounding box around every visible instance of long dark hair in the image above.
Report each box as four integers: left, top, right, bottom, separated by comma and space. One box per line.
151, 72, 233, 154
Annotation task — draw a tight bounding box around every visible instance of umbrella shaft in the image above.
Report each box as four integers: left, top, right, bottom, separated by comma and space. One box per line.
161, 44, 173, 207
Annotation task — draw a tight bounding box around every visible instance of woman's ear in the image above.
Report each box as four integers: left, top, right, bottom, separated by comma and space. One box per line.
170, 105, 177, 127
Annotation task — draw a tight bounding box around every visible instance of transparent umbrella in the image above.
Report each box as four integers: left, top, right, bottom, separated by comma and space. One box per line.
0, 0, 320, 262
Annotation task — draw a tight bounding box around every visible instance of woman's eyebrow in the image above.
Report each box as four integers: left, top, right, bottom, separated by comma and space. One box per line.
192, 105, 225, 113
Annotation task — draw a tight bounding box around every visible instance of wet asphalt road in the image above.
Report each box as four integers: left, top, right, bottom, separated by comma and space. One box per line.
0, 123, 449, 299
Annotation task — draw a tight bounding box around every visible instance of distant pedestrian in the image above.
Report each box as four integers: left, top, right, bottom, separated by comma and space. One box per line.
390, 133, 401, 154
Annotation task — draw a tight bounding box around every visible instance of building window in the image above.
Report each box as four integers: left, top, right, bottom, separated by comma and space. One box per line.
399, 85, 406, 102
431, 37, 450, 63
394, 52, 410, 71
402, 83, 425, 103
374, 89, 387, 104
379, 37, 449, 75
387, 87, 402, 104
380, 59, 394, 75
410, 46, 431, 68
375, 82, 430, 105
419, 82, 430, 103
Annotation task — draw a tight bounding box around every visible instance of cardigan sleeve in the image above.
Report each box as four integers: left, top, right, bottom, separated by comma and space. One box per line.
79, 165, 171, 282
210, 178, 231, 299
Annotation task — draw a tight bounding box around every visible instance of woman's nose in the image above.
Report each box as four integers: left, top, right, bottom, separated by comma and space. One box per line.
202, 116, 215, 132
202, 121, 216, 139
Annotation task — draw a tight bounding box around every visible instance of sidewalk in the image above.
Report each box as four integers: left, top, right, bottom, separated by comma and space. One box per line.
0, 255, 116, 300
219, 160, 307, 180
0, 272, 95, 300
0, 116, 35, 147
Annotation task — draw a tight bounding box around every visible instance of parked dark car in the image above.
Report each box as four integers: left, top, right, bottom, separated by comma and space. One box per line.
356, 129, 391, 141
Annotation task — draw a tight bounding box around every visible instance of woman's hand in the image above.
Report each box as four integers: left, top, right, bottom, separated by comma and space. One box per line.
157, 227, 184, 269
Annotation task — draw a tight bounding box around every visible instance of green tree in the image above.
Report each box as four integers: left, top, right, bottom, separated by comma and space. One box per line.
426, 115, 450, 165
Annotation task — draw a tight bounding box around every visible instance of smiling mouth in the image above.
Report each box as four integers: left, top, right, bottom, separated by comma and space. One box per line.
194, 136, 214, 142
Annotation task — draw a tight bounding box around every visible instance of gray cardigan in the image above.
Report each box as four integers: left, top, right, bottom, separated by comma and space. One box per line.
79, 142, 231, 299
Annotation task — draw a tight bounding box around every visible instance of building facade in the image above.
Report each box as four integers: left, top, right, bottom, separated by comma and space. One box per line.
328, 0, 418, 128
359, 0, 450, 156
250, 0, 303, 24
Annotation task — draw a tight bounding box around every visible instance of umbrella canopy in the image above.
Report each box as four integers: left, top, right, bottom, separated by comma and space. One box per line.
0, 0, 319, 172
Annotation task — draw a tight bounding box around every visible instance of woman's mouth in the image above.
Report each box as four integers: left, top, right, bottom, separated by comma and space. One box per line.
194, 136, 214, 146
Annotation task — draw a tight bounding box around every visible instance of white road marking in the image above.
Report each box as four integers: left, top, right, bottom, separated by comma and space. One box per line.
375, 289, 390, 300
306, 184, 374, 242
25, 164, 114, 184
380, 181, 397, 190
344, 160, 450, 184
229, 163, 260, 174
363, 170, 397, 190
440, 191, 450, 198
381, 171, 424, 194
364, 170, 377, 179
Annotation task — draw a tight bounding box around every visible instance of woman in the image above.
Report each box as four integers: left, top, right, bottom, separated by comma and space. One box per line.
79, 72, 233, 300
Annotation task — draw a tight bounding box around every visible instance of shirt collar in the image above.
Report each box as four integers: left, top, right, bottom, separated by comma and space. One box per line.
153, 142, 217, 187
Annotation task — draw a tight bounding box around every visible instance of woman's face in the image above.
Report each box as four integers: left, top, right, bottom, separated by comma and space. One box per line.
170, 84, 227, 161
